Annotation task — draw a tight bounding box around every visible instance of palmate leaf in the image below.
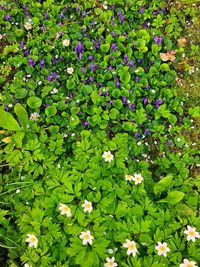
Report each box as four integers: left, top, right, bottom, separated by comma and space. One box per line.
0, 108, 21, 131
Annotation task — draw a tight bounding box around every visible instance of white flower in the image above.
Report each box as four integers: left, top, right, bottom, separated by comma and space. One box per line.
24, 21, 32, 30
79, 230, 94, 245
123, 239, 137, 256
133, 173, 144, 185
108, 248, 114, 254
82, 200, 93, 213
51, 88, 58, 94
184, 225, 200, 242
63, 39, 70, 47
177, 138, 181, 142
24, 264, 32, 267
125, 175, 134, 181
30, 112, 40, 121
26, 234, 38, 248
180, 259, 198, 267
67, 67, 74, 74
104, 257, 118, 267
59, 203, 72, 217
102, 151, 114, 162
155, 242, 170, 257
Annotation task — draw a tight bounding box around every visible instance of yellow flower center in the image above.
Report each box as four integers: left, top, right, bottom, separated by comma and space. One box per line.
126, 175, 132, 180
186, 264, 193, 267
189, 230, 195, 237
106, 154, 111, 159
108, 262, 113, 267
160, 245, 166, 252
63, 206, 70, 213
30, 236, 36, 243
129, 243, 135, 250
85, 203, 91, 209
84, 234, 90, 240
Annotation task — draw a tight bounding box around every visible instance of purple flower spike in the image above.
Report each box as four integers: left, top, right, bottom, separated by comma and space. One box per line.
28, 58, 36, 67
5, 14, 11, 21
155, 99, 163, 109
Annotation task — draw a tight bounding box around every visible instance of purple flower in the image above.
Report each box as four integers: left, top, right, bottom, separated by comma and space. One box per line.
80, 67, 86, 73
20, 42, 25, 49
47, 71, 59, 82
97, 82, 102, 87
40, 25, 45, 31
84, 121, 90, 127
28, 58, 36, 67
13, 97, 18, 103
139, 7, 145, 14
146, 85, 150, 90
1, 4, 5, 10
51, 58, 57, 64
43, 12, 49, 20
143, 97, 148, 105
40, 59, 45, 68
111, 31, 116, 37
23, 5, 29, 17
24, 49, 30, 56
138, 58, 142, 64
155, 99, 163, 109
95, 42, 100, 49
88, 76, 93, 83
60, 12, 64, 19
4, 105, 9, 112
135, 76, 139, 82
129, 103, 136, 110
75, 42, 84, 54
60, 56, 64, 61
108, 66, 113, 71
129, 60, 134, 69
166, 141, 172, 146
5, 14, 11, 21
118, 11, 125, 24
99, 90, 103, 96
134, 132, 139, 140
82, 11, 86, 18
110, 43, 118, 52
115, 78, 121, 87
76, 6, 80, 12
90, 63, 97, 72
88, 55, 94, 60
123, 54, 128, 63
143, 21, 150, 28
144, 128, 150, 135
154, 36, 163, 45
91, 21, 95, 27
122, 96, 127, 104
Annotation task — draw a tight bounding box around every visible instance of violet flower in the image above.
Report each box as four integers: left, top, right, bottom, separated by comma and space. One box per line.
97, 82, 102, 87
75, 41, 84, 54
5, 14, 11, 21
154, 36, 163, 45
82, 11, 86, 18
155, 99, 163, 109
88, 55, 94, 60
24, 49, 30, 56
40, 59, 45, 68
60, 12, 64, 19
51, 58, 57, 64
134, 132, 139, 140
129, 60, 134, 69
90, 63, 97, 72
28, 58, 36, 67
110, 43, 118, 52
143, 97, 148, 105
166, 141, 172, 146
118, 10, 125, 24
138, 58, 142, 64
144, 128, 150, 135
123, 54, 128, 63
47, 71, 59, 82
76, 6, 80, 12
84, 121, 90, 127
20, 42, 25, 49
43, 12, 49, 20
122, 96, 127, 104
135, 76, 139, 82
129, 103, 136, 110
88, 76, 93, 83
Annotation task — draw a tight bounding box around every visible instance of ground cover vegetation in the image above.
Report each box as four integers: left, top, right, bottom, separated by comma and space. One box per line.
0, 0, 199, 266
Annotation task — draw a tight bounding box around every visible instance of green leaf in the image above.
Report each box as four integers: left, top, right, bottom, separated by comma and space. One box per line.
120, 71, 131, 84
189, 106, 200, 117
154, 174, 173, 195
27, 96, 42, 109
14, 103, 29, 129
109, 108, 119, 120
0, 108, 21, 131
159, 191, 185, 205
45, 106, 57, 117
100, 43, 110, 53
168, 114, 177, 124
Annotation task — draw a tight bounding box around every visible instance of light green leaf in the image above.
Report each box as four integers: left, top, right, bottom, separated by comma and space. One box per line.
14, 103, 29, 129
0, 108, 21, 131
